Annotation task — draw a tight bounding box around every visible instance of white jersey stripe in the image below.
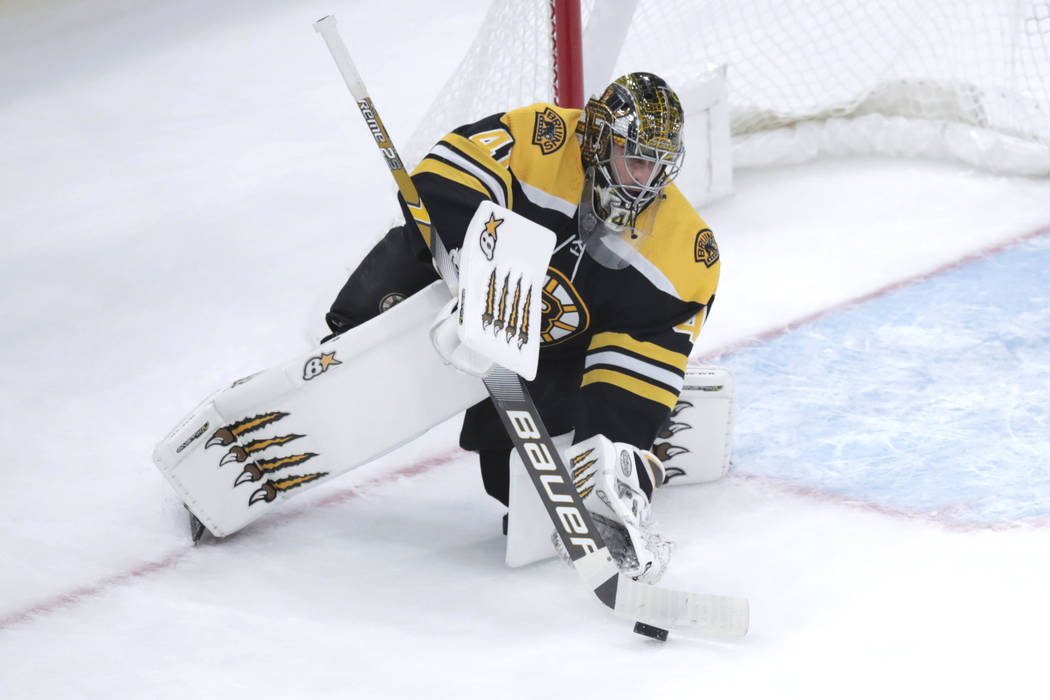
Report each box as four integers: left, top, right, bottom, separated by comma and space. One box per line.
584, 350, 685, 393
430, 144, 507, 208
519, 180, 578, 217
600, 235, 679, 298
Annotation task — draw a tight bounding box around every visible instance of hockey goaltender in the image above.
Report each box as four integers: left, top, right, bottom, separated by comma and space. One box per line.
153, 72, 735, 591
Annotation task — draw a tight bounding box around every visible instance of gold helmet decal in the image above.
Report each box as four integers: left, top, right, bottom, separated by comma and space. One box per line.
578, 72, 685, 248
581, 72, 684, 170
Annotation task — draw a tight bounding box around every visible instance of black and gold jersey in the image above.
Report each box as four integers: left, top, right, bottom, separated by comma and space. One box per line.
405, 103, 720, 452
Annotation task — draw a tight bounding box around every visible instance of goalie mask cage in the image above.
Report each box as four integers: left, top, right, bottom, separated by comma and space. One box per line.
405, 0, 1050, 179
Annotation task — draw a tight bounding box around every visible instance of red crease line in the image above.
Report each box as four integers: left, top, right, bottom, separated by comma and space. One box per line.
0, 447, 468, 631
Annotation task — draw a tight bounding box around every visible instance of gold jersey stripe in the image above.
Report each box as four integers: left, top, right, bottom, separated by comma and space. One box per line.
581, 368, 679, 410
414, 157, 491, 199
588, 332, 688, 373
441, 132, 514, 208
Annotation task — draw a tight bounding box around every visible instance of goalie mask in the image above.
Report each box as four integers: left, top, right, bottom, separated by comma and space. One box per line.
578, 72, 685, 269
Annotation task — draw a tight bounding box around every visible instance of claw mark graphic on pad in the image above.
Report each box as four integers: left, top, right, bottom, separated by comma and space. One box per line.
482, 270, 497, 329
653, 401, 692, 482
505, 277, 522, 342
570, 448, 598, 500
249, 472, 328, 505
235, 453, 318, 486
207, 412, 289, 448
494, 272, 510, 333
220, 434, 305, 465
518, 286, 532, 349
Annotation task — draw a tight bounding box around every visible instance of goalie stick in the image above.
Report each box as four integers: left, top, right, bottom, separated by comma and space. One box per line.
313, 15, 748, 638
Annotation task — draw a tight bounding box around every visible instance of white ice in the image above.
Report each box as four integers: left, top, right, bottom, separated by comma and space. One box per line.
2, 1, 1050, 698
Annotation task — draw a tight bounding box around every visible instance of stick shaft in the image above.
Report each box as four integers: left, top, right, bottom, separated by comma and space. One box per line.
313, 15, 436, 251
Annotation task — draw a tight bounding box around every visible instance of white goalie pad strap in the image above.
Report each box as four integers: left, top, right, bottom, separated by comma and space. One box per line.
153, 281, 488, 537
456, 200, 556, 381
656, 365, 735, 486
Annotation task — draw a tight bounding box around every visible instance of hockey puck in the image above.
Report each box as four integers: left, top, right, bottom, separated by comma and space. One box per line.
633, 621, 669, 642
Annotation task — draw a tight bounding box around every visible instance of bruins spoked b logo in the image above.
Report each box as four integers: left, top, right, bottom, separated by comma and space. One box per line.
540, 268, 588, 345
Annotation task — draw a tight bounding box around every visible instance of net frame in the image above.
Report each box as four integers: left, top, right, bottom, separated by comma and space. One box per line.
405, 0, 1050, 176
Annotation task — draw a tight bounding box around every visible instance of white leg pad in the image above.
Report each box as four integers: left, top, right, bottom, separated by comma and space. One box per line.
656, 365, 735, 485
153, 281, 488, 537
504, 432, 574, 567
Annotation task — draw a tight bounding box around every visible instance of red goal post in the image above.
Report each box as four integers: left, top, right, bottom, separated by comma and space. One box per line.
551, 0, 584, 109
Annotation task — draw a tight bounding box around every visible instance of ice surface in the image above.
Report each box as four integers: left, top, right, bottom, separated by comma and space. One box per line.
1, 1, 1050, 698
731, 233, 1050, 526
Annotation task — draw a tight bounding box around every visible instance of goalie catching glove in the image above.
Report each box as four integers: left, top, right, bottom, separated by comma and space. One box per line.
553, 434, 673, 584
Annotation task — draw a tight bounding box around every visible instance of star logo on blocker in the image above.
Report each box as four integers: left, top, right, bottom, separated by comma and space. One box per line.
479, 212, 503, 261
319, 352, 341, 371
485, 213, 503, 237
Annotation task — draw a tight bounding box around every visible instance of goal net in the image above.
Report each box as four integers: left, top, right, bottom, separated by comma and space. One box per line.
405, 0, 1050, 178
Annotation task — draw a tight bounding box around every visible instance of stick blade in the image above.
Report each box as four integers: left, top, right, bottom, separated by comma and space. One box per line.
613, 576, 750, 637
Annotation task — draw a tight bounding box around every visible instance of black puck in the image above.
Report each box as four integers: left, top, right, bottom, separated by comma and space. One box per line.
633, 621, 669, 641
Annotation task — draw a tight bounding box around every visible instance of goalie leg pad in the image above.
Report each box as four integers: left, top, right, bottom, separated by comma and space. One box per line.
504, 433, 574, 567
153, 281, 488, 538
655, 365, 735, 486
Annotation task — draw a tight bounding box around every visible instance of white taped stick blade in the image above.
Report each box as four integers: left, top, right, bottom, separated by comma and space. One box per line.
457, 201, 556, 381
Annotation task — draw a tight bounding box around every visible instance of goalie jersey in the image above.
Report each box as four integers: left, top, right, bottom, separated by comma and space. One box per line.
405, 103, 720, 452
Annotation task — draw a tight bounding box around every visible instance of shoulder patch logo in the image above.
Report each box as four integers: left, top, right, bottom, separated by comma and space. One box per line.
694, 229, 719, 268
532, 107, 567, 155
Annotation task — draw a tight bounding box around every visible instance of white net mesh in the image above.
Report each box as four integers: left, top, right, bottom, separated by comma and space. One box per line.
405, 0, 1050, 174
